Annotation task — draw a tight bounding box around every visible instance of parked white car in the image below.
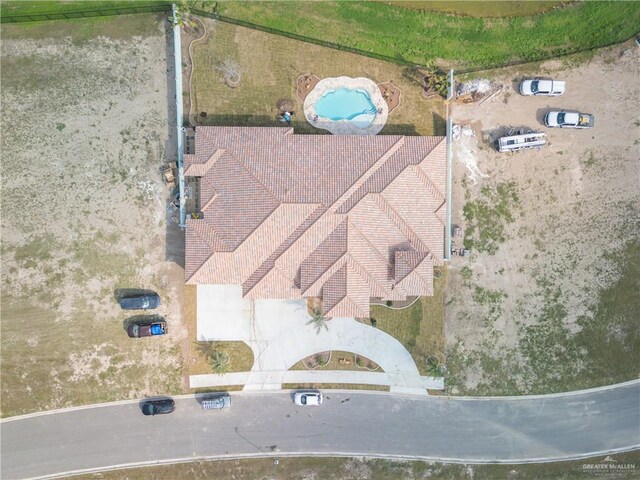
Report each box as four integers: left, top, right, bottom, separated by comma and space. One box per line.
519, 79, 565, 96
294, 391, 323, 406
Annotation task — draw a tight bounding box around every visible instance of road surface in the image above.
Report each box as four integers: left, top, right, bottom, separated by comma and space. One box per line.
2, 381, 639, 479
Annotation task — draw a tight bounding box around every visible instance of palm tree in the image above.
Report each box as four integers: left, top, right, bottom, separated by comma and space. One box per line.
426, 355, 445, 376
209, 349, 230, 374
307, 307, 329, 334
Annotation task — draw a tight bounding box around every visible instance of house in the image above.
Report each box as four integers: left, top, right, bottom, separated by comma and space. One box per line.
184, 127, 446, 318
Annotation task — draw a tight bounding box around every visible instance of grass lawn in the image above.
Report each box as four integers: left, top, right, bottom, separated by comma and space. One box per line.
371, 268, 446, 376
70, 451, 640, 480
0, 1, 169, 17
1, 12, 184, 417
215, 1, 640, 70
382, 1, 567, 17
189, 19, 445, 136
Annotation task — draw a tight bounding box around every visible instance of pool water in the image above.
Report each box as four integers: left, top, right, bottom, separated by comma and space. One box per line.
315, 88, 377, 123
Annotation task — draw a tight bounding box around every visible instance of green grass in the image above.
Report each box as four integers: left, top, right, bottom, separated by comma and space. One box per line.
371, 268, 446, 376
381, 1, 568, 17
0, 9, 163, 41
190, 341, 254, 375
215, 1, 640, 70
70, 452, 640, 480
190, 20, 444, 135
0, 1, 169, 17
463, 181, 520, 254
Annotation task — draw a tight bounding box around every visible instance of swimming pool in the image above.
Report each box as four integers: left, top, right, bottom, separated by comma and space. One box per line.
303, 76, 388, 135
315, 88, 377, 123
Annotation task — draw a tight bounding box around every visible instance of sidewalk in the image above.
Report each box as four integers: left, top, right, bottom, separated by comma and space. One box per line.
189, 370, 445, 395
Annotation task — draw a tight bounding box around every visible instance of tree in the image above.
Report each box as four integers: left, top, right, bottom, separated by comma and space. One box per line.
307, 307, 329, 334
209, 349, 230, 374
426, 355, 446, 376
173, 0, 197, 29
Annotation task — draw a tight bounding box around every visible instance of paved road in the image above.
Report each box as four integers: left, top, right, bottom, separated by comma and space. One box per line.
2, 381, 639, 480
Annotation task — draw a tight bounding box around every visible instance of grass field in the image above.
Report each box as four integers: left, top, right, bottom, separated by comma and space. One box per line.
215, 1, 640, 70
70, 451, 640, 480
189, 19, 444, 136
1, 13, 184, 417
371, 269, 446, 376
383, 1, 567, 17
0, 1, 169, 17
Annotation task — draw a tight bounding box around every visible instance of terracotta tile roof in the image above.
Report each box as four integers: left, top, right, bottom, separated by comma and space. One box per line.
185, 127, 446, 318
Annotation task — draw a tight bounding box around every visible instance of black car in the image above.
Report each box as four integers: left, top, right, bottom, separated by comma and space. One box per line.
141, 398, 175, 416
119, 293, 160, 310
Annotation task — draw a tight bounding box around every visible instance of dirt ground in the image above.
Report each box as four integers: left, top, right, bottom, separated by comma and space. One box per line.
0, 15, 188, 416
445, 42, 640, 394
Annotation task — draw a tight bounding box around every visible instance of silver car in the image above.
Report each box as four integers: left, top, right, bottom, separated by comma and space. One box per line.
201, 394, 231, 410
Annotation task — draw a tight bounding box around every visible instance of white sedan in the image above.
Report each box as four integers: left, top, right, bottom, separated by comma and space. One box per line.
294, 391, 323, 406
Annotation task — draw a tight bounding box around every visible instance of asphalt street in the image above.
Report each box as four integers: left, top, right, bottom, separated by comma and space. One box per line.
2, 381, 639, 480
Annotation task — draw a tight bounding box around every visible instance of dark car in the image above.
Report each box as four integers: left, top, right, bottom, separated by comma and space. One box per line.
119, 293, 160, 310
127, 320, 166, 338
141, 398, 175, 416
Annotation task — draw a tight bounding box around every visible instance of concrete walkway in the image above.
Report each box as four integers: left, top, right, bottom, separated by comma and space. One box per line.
192, 285, 441, 395
190, 371, 445, 393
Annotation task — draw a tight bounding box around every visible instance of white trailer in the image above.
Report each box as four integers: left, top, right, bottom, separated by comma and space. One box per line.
496, 132, 547, 152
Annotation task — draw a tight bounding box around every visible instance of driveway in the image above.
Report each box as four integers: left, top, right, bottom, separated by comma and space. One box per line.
193, 285, 433, 393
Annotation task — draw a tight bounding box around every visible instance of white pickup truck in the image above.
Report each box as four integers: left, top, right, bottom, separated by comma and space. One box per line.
519, 79, 565, 96
544, 110, 594, 129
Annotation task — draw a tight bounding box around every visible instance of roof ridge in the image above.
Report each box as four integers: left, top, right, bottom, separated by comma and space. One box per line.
301, 252, 348, 296
411, 164, 445, 202
184, 149, 226, 176
185, 221, 226, 284
396, 255, 434, 294
324, 294, 368, 319
345, 254, 393, 299
300, 216, 349, 291
330, 136, 405, 214
371, 194, 430, 255
321, 264, 348, 315
242, 204, 325, 296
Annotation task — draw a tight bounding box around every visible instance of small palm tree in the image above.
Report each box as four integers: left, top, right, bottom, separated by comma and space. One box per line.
209, 349, 230, 374
307, 307, 329, 334
426, 355, 445, 376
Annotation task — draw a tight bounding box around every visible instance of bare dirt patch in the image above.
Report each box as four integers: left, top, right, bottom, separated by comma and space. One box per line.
445, 42, 640, 394
0, 15, 187, 416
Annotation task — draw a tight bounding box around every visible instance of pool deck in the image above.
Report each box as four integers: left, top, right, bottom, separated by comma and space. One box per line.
303, 76, 388, 135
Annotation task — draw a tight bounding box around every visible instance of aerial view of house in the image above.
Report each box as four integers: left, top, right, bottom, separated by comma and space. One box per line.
1, 1, 639, 479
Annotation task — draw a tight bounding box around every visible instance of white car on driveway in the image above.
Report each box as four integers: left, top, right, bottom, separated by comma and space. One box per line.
519, 79, 565, 96
294, 391, 323, 406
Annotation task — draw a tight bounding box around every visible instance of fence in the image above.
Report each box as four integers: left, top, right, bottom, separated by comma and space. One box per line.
0, 4, 171, 24
3, 5, 638, 76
